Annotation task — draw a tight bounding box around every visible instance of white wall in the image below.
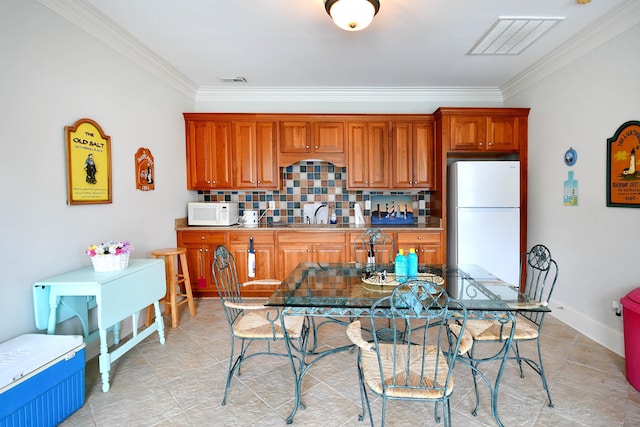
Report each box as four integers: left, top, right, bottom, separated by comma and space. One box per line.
506, 23, 640, 356
0, 1, 194, 343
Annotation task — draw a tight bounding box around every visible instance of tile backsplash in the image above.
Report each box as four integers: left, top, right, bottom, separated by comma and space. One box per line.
198, 161, 431, 225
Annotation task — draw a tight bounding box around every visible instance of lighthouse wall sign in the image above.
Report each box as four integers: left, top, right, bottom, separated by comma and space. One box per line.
607, 120, 640, 207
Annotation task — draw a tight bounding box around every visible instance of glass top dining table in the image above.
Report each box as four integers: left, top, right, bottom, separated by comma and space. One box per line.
266, 262, 549, 314
266, 262, 549, 426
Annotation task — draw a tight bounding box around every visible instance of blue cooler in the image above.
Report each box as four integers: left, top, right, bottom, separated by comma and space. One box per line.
0, 334, 85, 426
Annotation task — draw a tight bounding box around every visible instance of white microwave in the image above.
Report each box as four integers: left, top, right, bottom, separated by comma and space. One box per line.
187, 202, 239, 226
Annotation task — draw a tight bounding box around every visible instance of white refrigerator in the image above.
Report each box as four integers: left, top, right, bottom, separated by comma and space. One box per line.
447, 161, 521, 285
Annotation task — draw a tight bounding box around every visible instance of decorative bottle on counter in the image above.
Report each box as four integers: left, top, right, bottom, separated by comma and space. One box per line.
407, 248, 418, 280
394, 249, 407, 283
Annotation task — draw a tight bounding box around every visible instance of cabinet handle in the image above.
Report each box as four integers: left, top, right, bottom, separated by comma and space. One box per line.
307, 249, 311, 253
257, 180, 261, 184
417, 236, 422, 240
488, 142, 493, 146
201, 236, 205, 240
315, 145, 319, 149
478, 142, 483, 146
207, 180, 211, 184
306, 145, 310, 149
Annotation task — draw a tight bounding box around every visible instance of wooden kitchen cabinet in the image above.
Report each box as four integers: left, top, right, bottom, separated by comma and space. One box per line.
177, 230, 226, 297
448, 114, 519, 152
396, 231, 444, 265
185, 117, 233, 189
227, 231, 277, 297
347, 121, 390, 188
392, 121, 435, 189
232, 121, 278, 189
278, 119, 346, 166
279, 121, 310, 153
276, 231, 347, 279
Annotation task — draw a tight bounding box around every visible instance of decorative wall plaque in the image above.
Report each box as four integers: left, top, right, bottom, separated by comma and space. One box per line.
65, 118, 112, 205
135, 147, 155, 191
607, 121, 640, 207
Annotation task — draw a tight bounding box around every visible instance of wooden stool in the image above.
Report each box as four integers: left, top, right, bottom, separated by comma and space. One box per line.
147, 248, 196, 328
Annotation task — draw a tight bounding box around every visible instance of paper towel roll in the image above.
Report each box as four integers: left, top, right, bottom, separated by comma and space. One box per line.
354, 202, 365, 225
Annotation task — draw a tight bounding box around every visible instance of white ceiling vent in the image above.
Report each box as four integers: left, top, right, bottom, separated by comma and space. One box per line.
469, 16, 564, 55
219, 77, 247, 83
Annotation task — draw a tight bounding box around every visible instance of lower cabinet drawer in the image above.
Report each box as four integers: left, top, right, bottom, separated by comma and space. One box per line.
396, 232, 442, 245
178, 231, 226, 244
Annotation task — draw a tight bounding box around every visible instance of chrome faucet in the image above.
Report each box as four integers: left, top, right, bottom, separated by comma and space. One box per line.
314, 204, 327, 225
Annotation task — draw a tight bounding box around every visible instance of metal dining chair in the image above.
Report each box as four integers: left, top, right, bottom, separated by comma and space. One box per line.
353, 228, 395, 265
211, 245, 311, 406
453, 244, 559, 419
346, 280, 468, 427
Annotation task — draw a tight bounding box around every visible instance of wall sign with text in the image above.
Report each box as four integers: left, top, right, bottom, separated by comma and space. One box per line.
607, 120, 640, 207
135, 147, 155, 191
65, 118, 112, 205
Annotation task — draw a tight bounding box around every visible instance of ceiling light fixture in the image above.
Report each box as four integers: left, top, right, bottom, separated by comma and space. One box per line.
324, 0, 380, 32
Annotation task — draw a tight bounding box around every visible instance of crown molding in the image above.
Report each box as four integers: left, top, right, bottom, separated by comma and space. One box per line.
195, 86, 504, 105
501, 0, 640, 100
38, 0, 198, 99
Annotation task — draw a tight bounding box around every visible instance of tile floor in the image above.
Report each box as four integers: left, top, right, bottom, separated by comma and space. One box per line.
62, 299, 640, 426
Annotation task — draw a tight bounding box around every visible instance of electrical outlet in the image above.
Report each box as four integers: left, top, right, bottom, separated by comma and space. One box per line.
612, 300, 622, 316
268, 200, 275, 210
419, 200, 426, 209
365, 200, 371, 210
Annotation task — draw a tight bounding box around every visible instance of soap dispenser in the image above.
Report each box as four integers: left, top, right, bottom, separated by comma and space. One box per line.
407, 248, 418, 280
394, 249, 407, 283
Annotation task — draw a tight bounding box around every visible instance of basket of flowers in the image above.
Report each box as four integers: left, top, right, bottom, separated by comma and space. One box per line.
86, 240, 133, 272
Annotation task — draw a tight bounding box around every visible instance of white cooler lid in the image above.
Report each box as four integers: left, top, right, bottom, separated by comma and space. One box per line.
0, 334, 84, 390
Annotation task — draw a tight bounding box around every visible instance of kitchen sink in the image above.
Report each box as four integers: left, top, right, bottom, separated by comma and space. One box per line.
281, 223, 339, 229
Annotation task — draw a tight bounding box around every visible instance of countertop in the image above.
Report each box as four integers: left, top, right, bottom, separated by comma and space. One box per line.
174, 217, 443, 231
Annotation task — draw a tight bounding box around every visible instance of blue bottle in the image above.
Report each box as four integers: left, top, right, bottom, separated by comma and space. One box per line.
394, 249, 407, 283
407, 247, 418, 280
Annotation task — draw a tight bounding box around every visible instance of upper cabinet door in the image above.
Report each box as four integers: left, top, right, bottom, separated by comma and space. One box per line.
233, 121, 257, 188
186, 120, 233, 189
347, 121, 390, 188
392, 123, 413, 188
233, 121, 278, 189
487, 115, 518, 151
312, 121, 345, 153
280, 121, 311, 153
392, 121, 434, 189
449, 115, 487, 151
366, 122, 390, 188
255, 122, 278, 188
412, 121, 435, 188
346, 122, 368, 188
